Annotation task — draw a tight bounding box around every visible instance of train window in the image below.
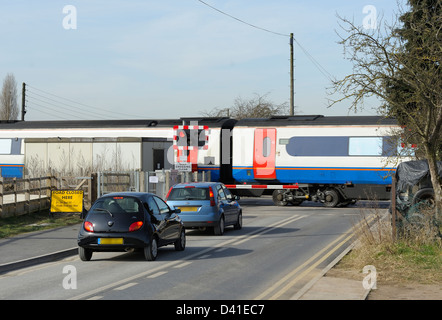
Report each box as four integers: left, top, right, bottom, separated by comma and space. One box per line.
382, 136, 398, 157
381, 136, 416, 157
348, 137, 383, 156
0, 139, 12, 154
262, 137, 271, 157
286, 137, 348, 156
284, 136, 405, 157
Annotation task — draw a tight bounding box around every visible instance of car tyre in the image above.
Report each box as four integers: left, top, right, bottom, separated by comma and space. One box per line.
214, 215, 225, 235
175, 229, 186, 251
79, 246, 93, 261
233, 211, 242, 230
144, 236, 158, 261
412, 188, 435, 208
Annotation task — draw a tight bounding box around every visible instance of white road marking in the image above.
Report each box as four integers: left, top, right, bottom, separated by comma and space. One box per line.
114, 282, 138, 290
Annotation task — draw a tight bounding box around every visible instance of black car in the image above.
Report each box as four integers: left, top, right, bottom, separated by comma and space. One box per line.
78, 192, 185, 261
393, 160, 440, 216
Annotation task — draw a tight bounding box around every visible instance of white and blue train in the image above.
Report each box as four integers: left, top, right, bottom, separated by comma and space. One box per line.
175, 115, 410, 206
0, 137, 24, 178
0, 115, 410, 206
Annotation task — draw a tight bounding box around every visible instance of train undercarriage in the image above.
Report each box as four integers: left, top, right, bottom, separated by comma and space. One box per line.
270, 184, 391, 207
226, 183, 391, 207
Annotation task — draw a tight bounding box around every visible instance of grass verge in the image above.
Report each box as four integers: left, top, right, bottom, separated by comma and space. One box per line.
0, 211, 82, 239
334, 205, 441, 285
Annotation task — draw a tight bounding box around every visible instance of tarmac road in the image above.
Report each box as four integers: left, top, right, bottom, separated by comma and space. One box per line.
0, 196, 376, 300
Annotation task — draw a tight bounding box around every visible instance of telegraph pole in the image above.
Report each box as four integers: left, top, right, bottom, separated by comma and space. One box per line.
21, 82, 26, 121
290, 33, 294, 116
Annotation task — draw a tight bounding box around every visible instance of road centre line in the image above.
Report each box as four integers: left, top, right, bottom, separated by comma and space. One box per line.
69, 259, 187, 300
147, 271, 168, 278
114, 282, 138, 290
173, 261, 193, 268
234, 215, 305, 246
254, 214, 376, 300
69, 213, 305, 300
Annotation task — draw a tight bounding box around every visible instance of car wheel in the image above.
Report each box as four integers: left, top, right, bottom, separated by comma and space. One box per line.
144, 236, 158, 261
175, 229, 186, 251
79, 246, 93, 261
233, 211, 242, 230
412, 188, 435, 209
214, 215, 225, 235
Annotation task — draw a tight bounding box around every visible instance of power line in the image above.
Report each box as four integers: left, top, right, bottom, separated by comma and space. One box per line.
293, 40, 335, 82
196, 0, 334, 82
25, 99, 79, 120
196, 0, 288, 37
26, 90, 109, 120
26, 84, 143, 119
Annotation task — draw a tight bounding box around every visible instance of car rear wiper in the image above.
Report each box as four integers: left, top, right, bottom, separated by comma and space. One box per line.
94, 208, 113, 217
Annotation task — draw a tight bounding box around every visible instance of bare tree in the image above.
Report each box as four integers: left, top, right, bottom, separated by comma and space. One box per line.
202, 93, 290, 119
329, 1, 442, 217
0, 73, 19, 120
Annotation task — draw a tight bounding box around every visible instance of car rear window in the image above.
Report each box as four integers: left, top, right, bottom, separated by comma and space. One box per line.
91, 196, 142, 215
168, 187, 209, 201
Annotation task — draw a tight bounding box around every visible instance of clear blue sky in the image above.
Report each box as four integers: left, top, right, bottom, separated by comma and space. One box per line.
0, 0, 404, 120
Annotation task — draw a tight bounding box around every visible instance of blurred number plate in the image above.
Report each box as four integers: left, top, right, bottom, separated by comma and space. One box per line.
177, 207, 198, 212
98, 238, 123, 245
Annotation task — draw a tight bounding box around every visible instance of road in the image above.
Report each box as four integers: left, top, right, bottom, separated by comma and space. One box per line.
0, 197, 380, 300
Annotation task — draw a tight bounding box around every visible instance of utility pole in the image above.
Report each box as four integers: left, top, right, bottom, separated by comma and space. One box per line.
21, 82, 26, 121
290, 33, 295, 116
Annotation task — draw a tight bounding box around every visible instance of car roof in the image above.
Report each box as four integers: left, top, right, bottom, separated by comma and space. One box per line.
100, 192, 157, 199
171, 182, 222, 188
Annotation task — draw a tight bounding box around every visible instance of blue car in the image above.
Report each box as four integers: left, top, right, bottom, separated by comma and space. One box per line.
166, 182, 242, 235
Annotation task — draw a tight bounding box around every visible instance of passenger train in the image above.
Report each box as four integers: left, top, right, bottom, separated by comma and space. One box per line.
179, 115, 408, 206
0, 115, 409, 206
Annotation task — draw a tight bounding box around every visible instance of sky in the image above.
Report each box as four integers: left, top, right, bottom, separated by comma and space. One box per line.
0, 0, 404, 121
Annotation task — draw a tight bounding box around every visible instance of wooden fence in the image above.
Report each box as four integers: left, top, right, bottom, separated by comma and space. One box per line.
0, 169, 211, 218
0, 175, 56, 218
0, 174, 96, 218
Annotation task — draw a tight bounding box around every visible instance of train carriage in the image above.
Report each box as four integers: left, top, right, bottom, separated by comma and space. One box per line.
0, 115, 411, 207
0, 119, 181, 177
215, 115, 410, 207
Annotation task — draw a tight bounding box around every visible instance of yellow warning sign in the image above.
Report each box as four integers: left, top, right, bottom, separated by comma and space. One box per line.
50, 190, 84, 213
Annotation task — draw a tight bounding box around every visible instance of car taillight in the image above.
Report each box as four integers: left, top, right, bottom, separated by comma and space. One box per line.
209, 186, 216, 207
129, 221, 143, 232
84, 221, 94, 232
165, 186, 173, 200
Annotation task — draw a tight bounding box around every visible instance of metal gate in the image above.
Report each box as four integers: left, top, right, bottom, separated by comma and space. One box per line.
97, 170, 212, 199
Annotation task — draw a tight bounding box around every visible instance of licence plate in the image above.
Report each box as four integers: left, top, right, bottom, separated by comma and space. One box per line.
98, 238, 123, 245
177, 206, 198, 212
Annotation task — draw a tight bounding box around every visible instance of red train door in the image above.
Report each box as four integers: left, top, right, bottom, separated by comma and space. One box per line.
253, 128, 276, 179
